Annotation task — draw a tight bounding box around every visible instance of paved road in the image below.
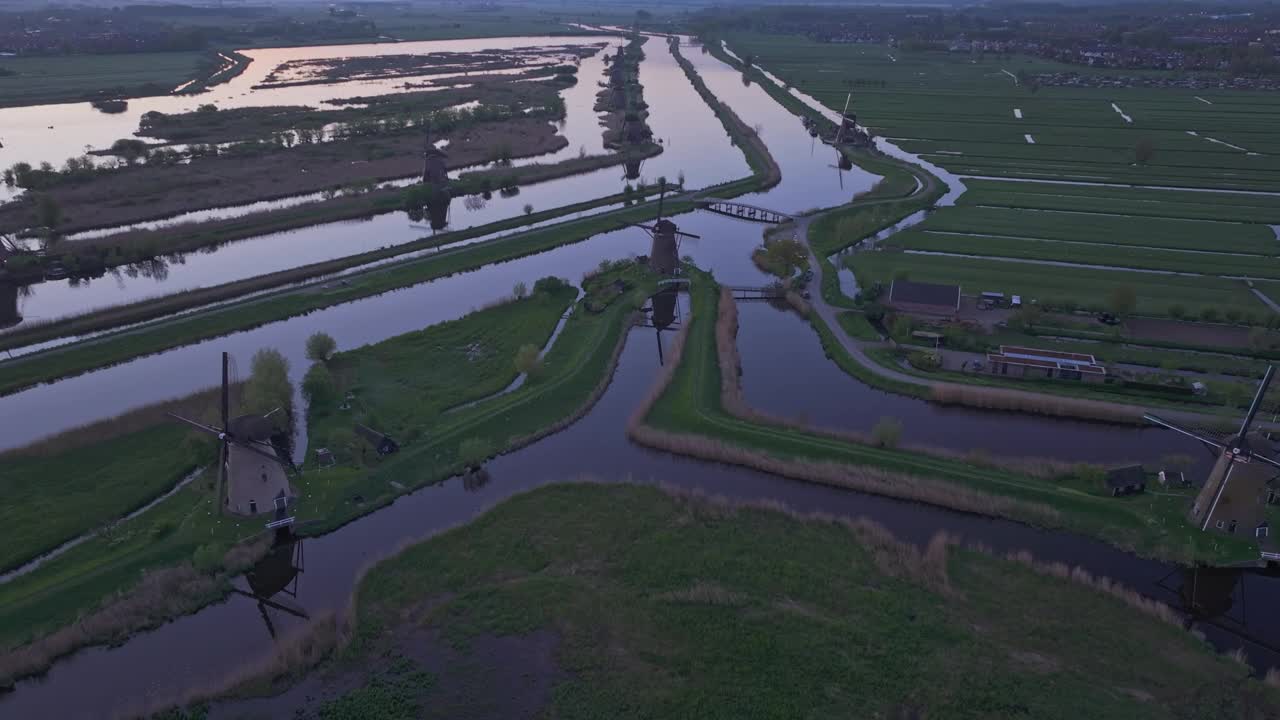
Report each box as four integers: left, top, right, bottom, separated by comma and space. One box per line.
782, 163, 1264, 431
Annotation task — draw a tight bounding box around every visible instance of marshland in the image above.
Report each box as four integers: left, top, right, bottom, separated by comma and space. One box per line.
3, 3, 1280, 718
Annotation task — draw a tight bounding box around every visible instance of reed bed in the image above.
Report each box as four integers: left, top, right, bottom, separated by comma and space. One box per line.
997, 547, 1181, 627
0, 535, 271, 688
632, 424, 1059, 526
3, 384, 231, 458
657, 483, 955, 593
930, 383, 1145, 425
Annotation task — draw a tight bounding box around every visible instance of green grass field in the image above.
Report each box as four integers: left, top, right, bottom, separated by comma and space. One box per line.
917, 204, 1278, 255
254, 483, 1275, 720
311, 282, 575, 448
958, 179, 1280, 224
0, 425, 203, 575
851, 250, 1267, 317
724, 32, 1280, 192
0, 52, 208, 107
639, 272, 1252, 563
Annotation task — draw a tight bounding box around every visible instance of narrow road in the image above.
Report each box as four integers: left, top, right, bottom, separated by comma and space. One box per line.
788, 167, 1264, 430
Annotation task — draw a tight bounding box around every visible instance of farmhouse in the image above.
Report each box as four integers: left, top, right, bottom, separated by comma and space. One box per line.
986, 345, 1106, 383
887, 279, 960, 318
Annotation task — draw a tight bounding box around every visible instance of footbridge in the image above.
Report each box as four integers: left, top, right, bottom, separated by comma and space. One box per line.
728, 285, 786, 301
699, 199, 793, 225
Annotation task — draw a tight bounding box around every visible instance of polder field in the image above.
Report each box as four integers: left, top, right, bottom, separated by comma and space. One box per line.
721, 32, 1280, 324
0, 52, 209, 107
723, 33, 1280, 192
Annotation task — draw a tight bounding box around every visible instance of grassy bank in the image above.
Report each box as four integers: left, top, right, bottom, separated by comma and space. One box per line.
175, 484, 1275, 719
0, 403, 211, 575
0, 266, 653, 672
632, 271, 1254, 564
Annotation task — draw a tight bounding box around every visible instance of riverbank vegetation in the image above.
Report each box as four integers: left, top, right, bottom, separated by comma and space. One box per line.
0, 264, 654, 682
0, 51, 211, 108
164, 484, 1276, 719
0, 389, 223, 575
630, 271, 1255, 564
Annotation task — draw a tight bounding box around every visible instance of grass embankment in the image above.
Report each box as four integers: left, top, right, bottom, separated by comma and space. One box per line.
297, 263, 655, 534
631, 272, 1254, 564
0, 266, 654, 676
0, 51, 209, 107
0, 192, 680, 396
174, 484, 1276, 719
0, 179, 665, 362
0, 388, 224, 575
0, 36, 784, 394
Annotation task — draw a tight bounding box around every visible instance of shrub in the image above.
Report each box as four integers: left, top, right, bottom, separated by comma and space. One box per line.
302, 364, 336, 410
1225, 309, 1242, 325
907, 350, 941, 371
1201, 307, 1220, 323
304, 332, 337, 363
533, 276, 569, 295
514, 343, 543, 377
871, 417, 903, 449
1168, 304, 1186, 320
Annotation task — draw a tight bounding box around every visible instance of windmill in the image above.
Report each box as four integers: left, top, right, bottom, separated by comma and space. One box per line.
631, 179, 700, 275
1144, 365, 1280, 542
231, 532, 308, 639
168, 351, 297, 525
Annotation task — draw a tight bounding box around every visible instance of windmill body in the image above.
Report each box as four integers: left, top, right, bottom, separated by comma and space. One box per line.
1145, 365, 1280, 547
225, 415, 293, 517
169, 352, 298, 523
633, 181, 699, 276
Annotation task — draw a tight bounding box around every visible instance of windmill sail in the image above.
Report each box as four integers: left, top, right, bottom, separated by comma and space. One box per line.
1146, 366, 1279, 540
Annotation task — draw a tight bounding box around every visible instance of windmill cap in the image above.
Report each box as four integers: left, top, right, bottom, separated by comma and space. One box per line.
228, 414, 276, 441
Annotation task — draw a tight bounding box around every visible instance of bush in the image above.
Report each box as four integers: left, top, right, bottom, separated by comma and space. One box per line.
871, 417, 903, 449
1201, 307, 1220, 323
514, 343, 543, 378
533, 276, 569, 295
302, 364, 337, 410
1168, 304, 1186, 320
305, 332, 337, 363
907, 350, 941, 371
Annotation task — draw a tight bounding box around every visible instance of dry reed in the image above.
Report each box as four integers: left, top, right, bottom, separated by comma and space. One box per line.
999, 548, 1181, 627
930, 383, 1145, 425
3, 384, 231, 458
0, 535, 272, 688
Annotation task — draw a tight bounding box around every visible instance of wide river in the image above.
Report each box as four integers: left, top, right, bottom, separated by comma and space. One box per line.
1, 34, 1276, 718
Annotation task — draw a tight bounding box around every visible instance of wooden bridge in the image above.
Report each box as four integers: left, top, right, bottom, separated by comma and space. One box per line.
699, 199, 793, 225
728, 285, 786, 301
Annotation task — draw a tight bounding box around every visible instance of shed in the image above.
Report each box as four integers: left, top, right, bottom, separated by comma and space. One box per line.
887, 280, 961, 318
355, 423, 400, 456
1105, 465, 1147, 496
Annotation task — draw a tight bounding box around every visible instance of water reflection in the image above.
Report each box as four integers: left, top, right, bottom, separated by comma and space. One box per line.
0, 282, 22, 329
233, 530, 308, 640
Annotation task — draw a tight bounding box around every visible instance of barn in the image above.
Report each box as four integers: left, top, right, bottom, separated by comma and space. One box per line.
886, 280, 961, 318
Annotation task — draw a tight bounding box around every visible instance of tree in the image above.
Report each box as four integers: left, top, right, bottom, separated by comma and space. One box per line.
1135, 138, 1155, 165
110, 138, 150, 165
302, 364, 336, 410
305, 332, 337, 363
514, 343, 542, 378
763, 239, 808, 277
1168, 304, 1186, 320
513, 281, 528, 299
523, 203, 534, 216
243, 348, 293, 421
1108, 285, 1137, 317
1201, 307, 1221, 323
871, 417, 903, 448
